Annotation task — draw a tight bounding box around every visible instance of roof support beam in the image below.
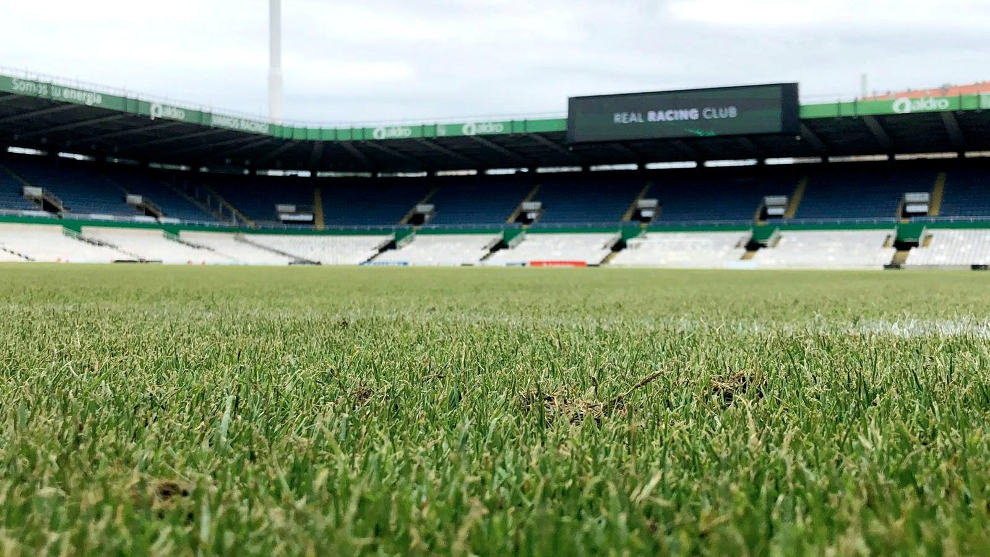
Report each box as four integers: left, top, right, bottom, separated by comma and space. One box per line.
133, 128, 231, 148
526, 133, 581, 164
339, 142, 374, 169
666, 139, 700, 161
255, 140, 299, 165
940, 111, 966, 151
799, 123, 828, 155
213, 137, 277, 158
861, 116, 892, 152
19, 114, 128, 139
169, 134, 270, 156
0, 103, 81, 125
360, 141, 427, 170
467, 135, 531, 166
78, 121, 184, 143
611, 142, 643, 165
414, 138, 479, 166
736, 137, 760, 158
309, 141, 325, 170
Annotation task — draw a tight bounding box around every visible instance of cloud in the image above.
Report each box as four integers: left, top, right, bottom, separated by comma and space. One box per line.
0, 0, 986, 122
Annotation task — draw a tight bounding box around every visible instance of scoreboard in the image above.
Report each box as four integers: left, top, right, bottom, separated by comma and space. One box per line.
567, 83, 799, 143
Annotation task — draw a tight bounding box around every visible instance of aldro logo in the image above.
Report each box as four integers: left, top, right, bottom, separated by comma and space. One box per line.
372, 126, 413, 140
150, 102, 187, 121
461, 122, 505, 135
892, 97, 951, 114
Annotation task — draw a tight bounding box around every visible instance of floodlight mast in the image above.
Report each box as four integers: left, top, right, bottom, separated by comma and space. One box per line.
268, 0, 283, 123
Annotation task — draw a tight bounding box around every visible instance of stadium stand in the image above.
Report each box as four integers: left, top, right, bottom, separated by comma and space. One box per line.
939, 169, 990, 218
4, 157, 134, 217
533, 174, 643, 225
203, 174, 315, 225
321, 179, 433, 226
796, 167, 934, 220
750, 229, 896, 269
610, 231, 750, 268
906, 229, 990, 267
0, 166, 38, 212
485, 232, 618, 266
179, 231, 296, 265
0, 249, 26, 262
428, 177, 532, 226
0, 70, 989, 270
245, 233, 391, 265
81, 227, 234, 264
0, 223, 130, 262
105, 167, 218, 223
0, 156, 218, 222
653, 173, 796, 223
374, 233, 500, 266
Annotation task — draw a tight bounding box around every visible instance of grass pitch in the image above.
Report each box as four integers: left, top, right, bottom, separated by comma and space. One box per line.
1, 264, 988, 555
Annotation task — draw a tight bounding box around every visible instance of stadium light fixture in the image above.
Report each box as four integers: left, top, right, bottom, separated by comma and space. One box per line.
269, 0, 283, 123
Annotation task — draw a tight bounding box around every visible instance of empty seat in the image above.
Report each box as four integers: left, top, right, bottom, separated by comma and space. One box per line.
321, 179, 431, 227
939, 170, 990, 218
534, 175, 643, 225
797, 168, 931, 220
428, 178, 531, 225
246, 234, 391, 265
203, 175, 315, 225
906, 229, 990, 267
751, 229, 895, 269
4, 157, 134, 217
106, 167, 218, 223
82, 227, 234, 264
375, 233, 500, 266
485, 232, 618, 266
611, 231, 749, 268
179, 231, 295, 265
654, 175, 794, 223
0, 167, 38, 212
0, 223, 130, 263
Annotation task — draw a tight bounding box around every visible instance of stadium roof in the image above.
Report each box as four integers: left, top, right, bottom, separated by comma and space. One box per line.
2, 71, 989, 173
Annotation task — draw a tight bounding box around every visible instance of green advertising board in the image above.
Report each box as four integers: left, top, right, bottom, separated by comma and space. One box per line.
1, 72, 988, 145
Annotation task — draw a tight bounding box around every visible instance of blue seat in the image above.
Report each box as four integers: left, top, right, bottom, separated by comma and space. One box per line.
654, 173, 795, 223
940, 169, 990, 218
534, 174, 643, 225
797, 167, 933, 220
429, 177, 531, 226
5, 157, 133, 216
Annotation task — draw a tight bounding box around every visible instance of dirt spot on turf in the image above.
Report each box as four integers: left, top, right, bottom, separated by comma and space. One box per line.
350, 383, 374, 406
153, 480, 190, 504
519, 391, 603, 424
520, 370, 667, 425
336, 318, 349, 329
710, 371, 764, 406
131, 478, 193, 518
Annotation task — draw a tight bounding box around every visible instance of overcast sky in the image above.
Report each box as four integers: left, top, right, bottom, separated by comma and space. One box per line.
2, 0, 988, 124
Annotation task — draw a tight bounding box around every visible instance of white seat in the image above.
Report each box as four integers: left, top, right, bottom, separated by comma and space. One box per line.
751, 229, 895, 269
0, 223, 130, 263
247, 234, 391, 265
375, 233, 499, 266
180, 231, 294, 265
0, 249, 25, 262
610, 231, 749, 268
906, 229, 990, 267
82, 227, 234, 265
484, 232, 618, 266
